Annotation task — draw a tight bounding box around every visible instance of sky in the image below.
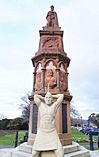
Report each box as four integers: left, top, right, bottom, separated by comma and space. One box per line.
0, 0, 99, 120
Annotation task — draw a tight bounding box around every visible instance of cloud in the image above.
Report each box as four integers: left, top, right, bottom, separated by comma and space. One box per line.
58, 0, 99, 119
0, 0, 35, 23
0, 46, 33, 118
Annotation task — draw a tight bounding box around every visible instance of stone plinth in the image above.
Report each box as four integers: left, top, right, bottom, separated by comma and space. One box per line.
9, 142, 90, 157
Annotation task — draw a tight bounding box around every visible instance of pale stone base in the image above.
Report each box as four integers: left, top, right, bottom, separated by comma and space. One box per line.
41, 151, 56, 157
3, 142, 90, 157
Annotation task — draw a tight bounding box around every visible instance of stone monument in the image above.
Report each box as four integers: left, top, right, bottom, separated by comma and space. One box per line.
8, 6, 90, 157
28, 5, 72, 147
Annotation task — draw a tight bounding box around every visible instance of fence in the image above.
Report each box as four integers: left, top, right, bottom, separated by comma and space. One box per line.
0, 130, 28, 148
89, 132, 99, 150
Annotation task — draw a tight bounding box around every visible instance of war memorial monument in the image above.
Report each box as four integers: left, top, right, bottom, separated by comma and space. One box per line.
6, 6, 90, 157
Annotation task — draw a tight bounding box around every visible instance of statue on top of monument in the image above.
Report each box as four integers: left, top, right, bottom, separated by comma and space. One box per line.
32, 91, 64, 157
46, 5, 59, 27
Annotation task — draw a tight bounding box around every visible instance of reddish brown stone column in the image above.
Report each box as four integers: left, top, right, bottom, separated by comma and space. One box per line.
33, 72, 36, 92
41, 68, 45, 92
56, 68, 60, 89
28, 6, 72, 146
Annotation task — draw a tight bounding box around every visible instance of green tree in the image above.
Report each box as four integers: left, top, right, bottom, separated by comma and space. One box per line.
88, 113, 99, 128
0, 117, 28, 130
0, 118, 11, 129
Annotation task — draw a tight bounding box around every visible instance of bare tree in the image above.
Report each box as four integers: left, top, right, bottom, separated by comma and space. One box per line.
0, 114, 5, 120
70, 101, 81, 127
18, 92, 31, 123
70, 100, 81, 119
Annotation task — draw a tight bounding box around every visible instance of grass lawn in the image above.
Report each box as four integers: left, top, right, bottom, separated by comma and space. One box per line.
0, 128, 99, 150
0, 130, 25, 146
72, 128, 99, 150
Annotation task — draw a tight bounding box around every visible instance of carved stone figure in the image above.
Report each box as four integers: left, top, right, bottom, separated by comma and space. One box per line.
46, 61, 56, 70
60, 71, 67, 91
45, 69, 56, 89
32, 92, 64, 157
35, 63, 42, 91
59, 64, 67, 91
46, 5, 59, 27
35, 72, 42, 91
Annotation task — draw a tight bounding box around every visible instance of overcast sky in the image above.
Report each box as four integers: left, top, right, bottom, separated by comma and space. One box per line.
0, 0, 99, 119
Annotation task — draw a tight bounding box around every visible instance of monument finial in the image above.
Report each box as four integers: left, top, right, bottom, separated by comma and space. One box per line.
46, 5, 59, 27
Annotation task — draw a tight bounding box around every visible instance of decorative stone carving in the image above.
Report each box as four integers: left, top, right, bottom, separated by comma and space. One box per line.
46, 61, 56, 70
35, 63, 42, 91
36, 63, 42, 72
39, 36, 63, 52
59, 64, 67, 91
45, 69, 56, 90
43, 37, 59, 49
60, 63, 65, 72
46, 5, 59, 27
32, 92, 64, 157
45, 61, 56, 90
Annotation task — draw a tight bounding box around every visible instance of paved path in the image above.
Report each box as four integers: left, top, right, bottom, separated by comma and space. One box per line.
0, 148, 13, 157
90, 150, 99, 157
0, 146, 14, 149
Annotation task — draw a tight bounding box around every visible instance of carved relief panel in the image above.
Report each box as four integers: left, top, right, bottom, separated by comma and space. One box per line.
35, 63, 42, 91
45, 61, 57, 91
59, 63, 67, 92
39, 36, 64, 52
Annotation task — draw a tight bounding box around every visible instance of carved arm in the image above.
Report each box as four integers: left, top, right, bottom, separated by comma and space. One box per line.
34, 94, 45, 107
52, 94, 64, 111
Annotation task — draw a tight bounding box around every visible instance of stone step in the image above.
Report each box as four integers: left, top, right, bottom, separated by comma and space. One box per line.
19, 142, 80, 154
64, 146, 90, 157
64, 142, 80, 154
0, 151, 12, 157
11, 149, 90, 157
11, 143, 90, 157
19, 142, 32, 154
11, 150, 32, 157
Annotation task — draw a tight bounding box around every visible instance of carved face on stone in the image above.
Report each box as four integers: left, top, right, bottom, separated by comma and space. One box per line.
47, 69, 53, 77
45, 92, 52, 105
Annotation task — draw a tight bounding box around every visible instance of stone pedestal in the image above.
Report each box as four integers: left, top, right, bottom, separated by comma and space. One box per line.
10, 142, 90, 157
